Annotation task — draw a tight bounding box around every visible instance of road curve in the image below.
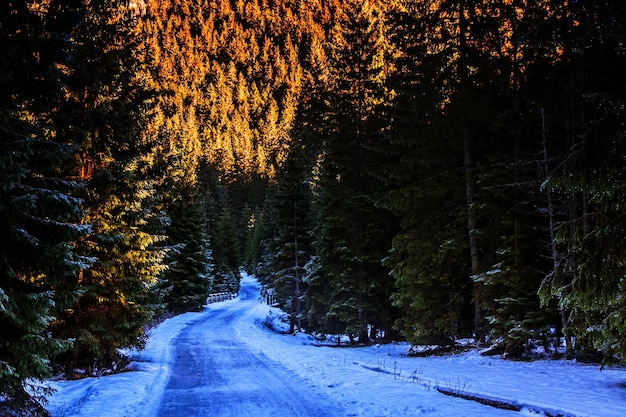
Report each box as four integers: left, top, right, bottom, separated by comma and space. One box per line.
156, 279, 345, 417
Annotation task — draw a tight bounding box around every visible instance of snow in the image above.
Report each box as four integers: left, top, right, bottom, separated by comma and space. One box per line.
46, 273, 626, 417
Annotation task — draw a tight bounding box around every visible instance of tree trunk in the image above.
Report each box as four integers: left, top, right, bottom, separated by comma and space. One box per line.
457, 0, 483, 346
541, 107, 573, 357
293, 207, 301, 333
369, 325, 377, 341
464, 132, 483, 345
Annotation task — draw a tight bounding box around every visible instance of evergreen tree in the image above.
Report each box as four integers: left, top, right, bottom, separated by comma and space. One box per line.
5, 2, 626, 402
161, 188, 213, 313
208, 187, 242, 293
454, 0, 563, 355
135, 0, 323, 291
309, 0, 399, 343
382, 25, 472, 343
262, 141, 315, 333
243, 209, 265, 271
539, 0, 626, 365
50, 0, 167, 373
0, 1, 88, 413
382, 0, 562, 350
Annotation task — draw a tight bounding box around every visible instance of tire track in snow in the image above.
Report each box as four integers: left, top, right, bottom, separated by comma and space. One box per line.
156, 282, 345, 417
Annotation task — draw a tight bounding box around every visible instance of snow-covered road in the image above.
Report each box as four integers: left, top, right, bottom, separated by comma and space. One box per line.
156, 280, 344, 416
46, 274, 626, 417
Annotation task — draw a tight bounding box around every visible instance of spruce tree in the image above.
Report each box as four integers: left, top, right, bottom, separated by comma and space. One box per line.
208, 188, 242, 294
263, 141, 315, 333
382, 0, 563, 349
50, 0, 167, 373
162, 188, 213, 313
0, 0, 88, 413
382, 37, 471, 344
454, 0, 563, 355
310, 0, 399, 343
539, 0, 626, 365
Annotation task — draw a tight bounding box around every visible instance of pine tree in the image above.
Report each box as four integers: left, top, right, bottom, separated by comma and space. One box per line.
309, 0, 399, 343
161, 188, 213, 313
263, 141, 315, 333
539, 0, 626, 365
0, 0, 88, 413
50, 1, 167, 373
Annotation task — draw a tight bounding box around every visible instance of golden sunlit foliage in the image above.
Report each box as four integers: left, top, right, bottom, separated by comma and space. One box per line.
135, 0, 332, 185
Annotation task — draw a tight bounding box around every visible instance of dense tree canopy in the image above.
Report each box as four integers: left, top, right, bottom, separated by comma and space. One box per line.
1, 0, 625, 413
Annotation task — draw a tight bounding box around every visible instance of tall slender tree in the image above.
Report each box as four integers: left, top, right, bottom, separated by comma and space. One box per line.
382, 4, 472, 343
382, 0, 564, 351
259, 140, 315, 333
310, 0, 399, 343
539, 0, 626, 365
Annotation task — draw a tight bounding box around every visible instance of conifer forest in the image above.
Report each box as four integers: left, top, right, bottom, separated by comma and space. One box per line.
1, 0, 626, 414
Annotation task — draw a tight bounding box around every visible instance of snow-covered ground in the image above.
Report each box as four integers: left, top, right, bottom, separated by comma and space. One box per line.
46, 274, 626, 417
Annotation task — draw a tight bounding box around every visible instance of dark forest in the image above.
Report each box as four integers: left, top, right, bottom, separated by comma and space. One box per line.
2, 1, 625, 414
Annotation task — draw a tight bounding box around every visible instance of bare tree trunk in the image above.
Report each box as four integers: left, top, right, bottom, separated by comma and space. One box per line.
464, 132, 482, 345
541, 107, 573, 357
293, 206, 301, 333
457, 0, 483, 346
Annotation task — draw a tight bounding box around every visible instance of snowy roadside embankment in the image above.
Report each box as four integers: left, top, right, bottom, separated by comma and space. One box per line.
45, 307, 227, 417
236, 305, 626, 417
233, 275, 626, 417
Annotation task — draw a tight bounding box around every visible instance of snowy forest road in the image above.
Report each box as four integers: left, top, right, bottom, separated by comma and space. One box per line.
156, 279, 345, 417
46, 275, 626, 417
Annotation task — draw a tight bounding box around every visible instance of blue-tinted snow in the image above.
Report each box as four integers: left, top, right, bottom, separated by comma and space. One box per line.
46, 273, 626, 417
